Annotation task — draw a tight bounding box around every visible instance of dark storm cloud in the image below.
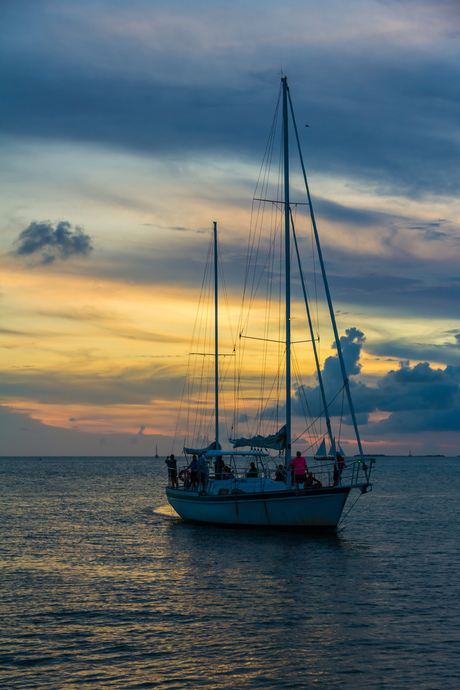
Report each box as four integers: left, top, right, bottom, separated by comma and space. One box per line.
1, 1, 459, 199
12, 221, 93, 264
292, 328, 460, 434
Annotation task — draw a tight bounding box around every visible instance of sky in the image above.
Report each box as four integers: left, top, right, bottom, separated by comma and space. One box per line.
1, 0, 460, 456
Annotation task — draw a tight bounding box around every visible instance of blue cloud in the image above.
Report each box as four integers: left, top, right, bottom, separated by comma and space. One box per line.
293, 329, 460, 435
1, 1, 459, 199
322, 327, 365, 383
12, 221, 93, 264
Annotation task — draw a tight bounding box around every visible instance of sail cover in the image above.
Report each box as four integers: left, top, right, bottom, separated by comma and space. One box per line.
183, 440, 222, 455
229, 425, 286, 450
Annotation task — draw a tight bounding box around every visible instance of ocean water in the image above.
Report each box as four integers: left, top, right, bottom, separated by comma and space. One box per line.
1, 456, 459, 689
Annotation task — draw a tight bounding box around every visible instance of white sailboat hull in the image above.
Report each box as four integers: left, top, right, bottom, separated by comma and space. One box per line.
166, 486, 351, 528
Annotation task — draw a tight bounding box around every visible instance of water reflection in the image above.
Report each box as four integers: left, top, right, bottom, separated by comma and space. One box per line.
3, 457, 458, 690
148, 521, 360, 688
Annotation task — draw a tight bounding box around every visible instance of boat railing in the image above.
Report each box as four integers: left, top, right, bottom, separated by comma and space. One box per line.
168, 456, 373, 491
310, 457, 374, 488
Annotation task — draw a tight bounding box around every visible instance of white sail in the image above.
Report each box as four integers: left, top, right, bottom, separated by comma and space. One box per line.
316, 439, 327, 457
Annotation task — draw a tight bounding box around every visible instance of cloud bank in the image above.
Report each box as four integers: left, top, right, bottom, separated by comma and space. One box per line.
293, 328, 460, 436
1, 1, 459, 200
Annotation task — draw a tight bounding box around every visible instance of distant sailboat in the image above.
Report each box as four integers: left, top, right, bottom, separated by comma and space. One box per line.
314, 438, 332, 462
314, 439, 345, 462
155, 445, 159, 458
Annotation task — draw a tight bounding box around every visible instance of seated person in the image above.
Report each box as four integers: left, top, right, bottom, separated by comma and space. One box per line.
305, 471, 322, 488
275, 468, 285, 482
246, 461, 258, 478
221, 465, 233, 480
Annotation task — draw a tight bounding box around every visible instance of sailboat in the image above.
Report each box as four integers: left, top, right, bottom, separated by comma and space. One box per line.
314, 440, 345, 462
165, 77, 374, 528
155, 444, 159, 459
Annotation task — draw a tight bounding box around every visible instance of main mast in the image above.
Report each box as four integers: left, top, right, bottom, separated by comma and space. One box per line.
213, 221, 219, 450
282, 77, 292, 468
287, 88, 364, 459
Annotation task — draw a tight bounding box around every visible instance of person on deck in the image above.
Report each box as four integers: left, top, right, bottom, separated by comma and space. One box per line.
221, 465, 233, 480
275, 468, 284, 482
214, 456, 224, 480
289, 451, 308, 490
334, 452, 346, 486
188, 455, 198, 490
305, 471, 322, 488
197, 454, 208, 492
246, 462, 259, 478
165, 454, 178, 489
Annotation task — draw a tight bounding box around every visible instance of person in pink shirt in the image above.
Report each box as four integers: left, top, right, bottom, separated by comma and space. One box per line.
289, 451, 308, 490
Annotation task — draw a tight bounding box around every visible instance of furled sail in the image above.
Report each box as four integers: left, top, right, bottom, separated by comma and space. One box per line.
183, 440, 222, 455
229, 425, 286, 450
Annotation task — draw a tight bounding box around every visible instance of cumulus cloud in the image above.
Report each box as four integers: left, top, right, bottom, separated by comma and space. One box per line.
322, 327, 365, 386
12, 221, 93, 264
293, 328, 460, 435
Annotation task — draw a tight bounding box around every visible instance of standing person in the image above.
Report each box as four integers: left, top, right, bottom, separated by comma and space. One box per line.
197, 454, 208, 492
188, 454, 198, 490
289, 451, 308, 490
214, 455, 224, 480
165, 454, 178, 489
334, 452, 346, 486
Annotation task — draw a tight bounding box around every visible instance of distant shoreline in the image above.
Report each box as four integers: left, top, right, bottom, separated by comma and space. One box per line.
354, 454, 449, 458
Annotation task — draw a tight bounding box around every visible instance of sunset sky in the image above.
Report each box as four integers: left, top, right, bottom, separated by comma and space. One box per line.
1, 0, 460, 456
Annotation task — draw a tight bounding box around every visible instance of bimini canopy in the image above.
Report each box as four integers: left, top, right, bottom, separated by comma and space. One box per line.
183, 440, 222, 455
204, 450, 269, 458
229, 425, 286, 451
